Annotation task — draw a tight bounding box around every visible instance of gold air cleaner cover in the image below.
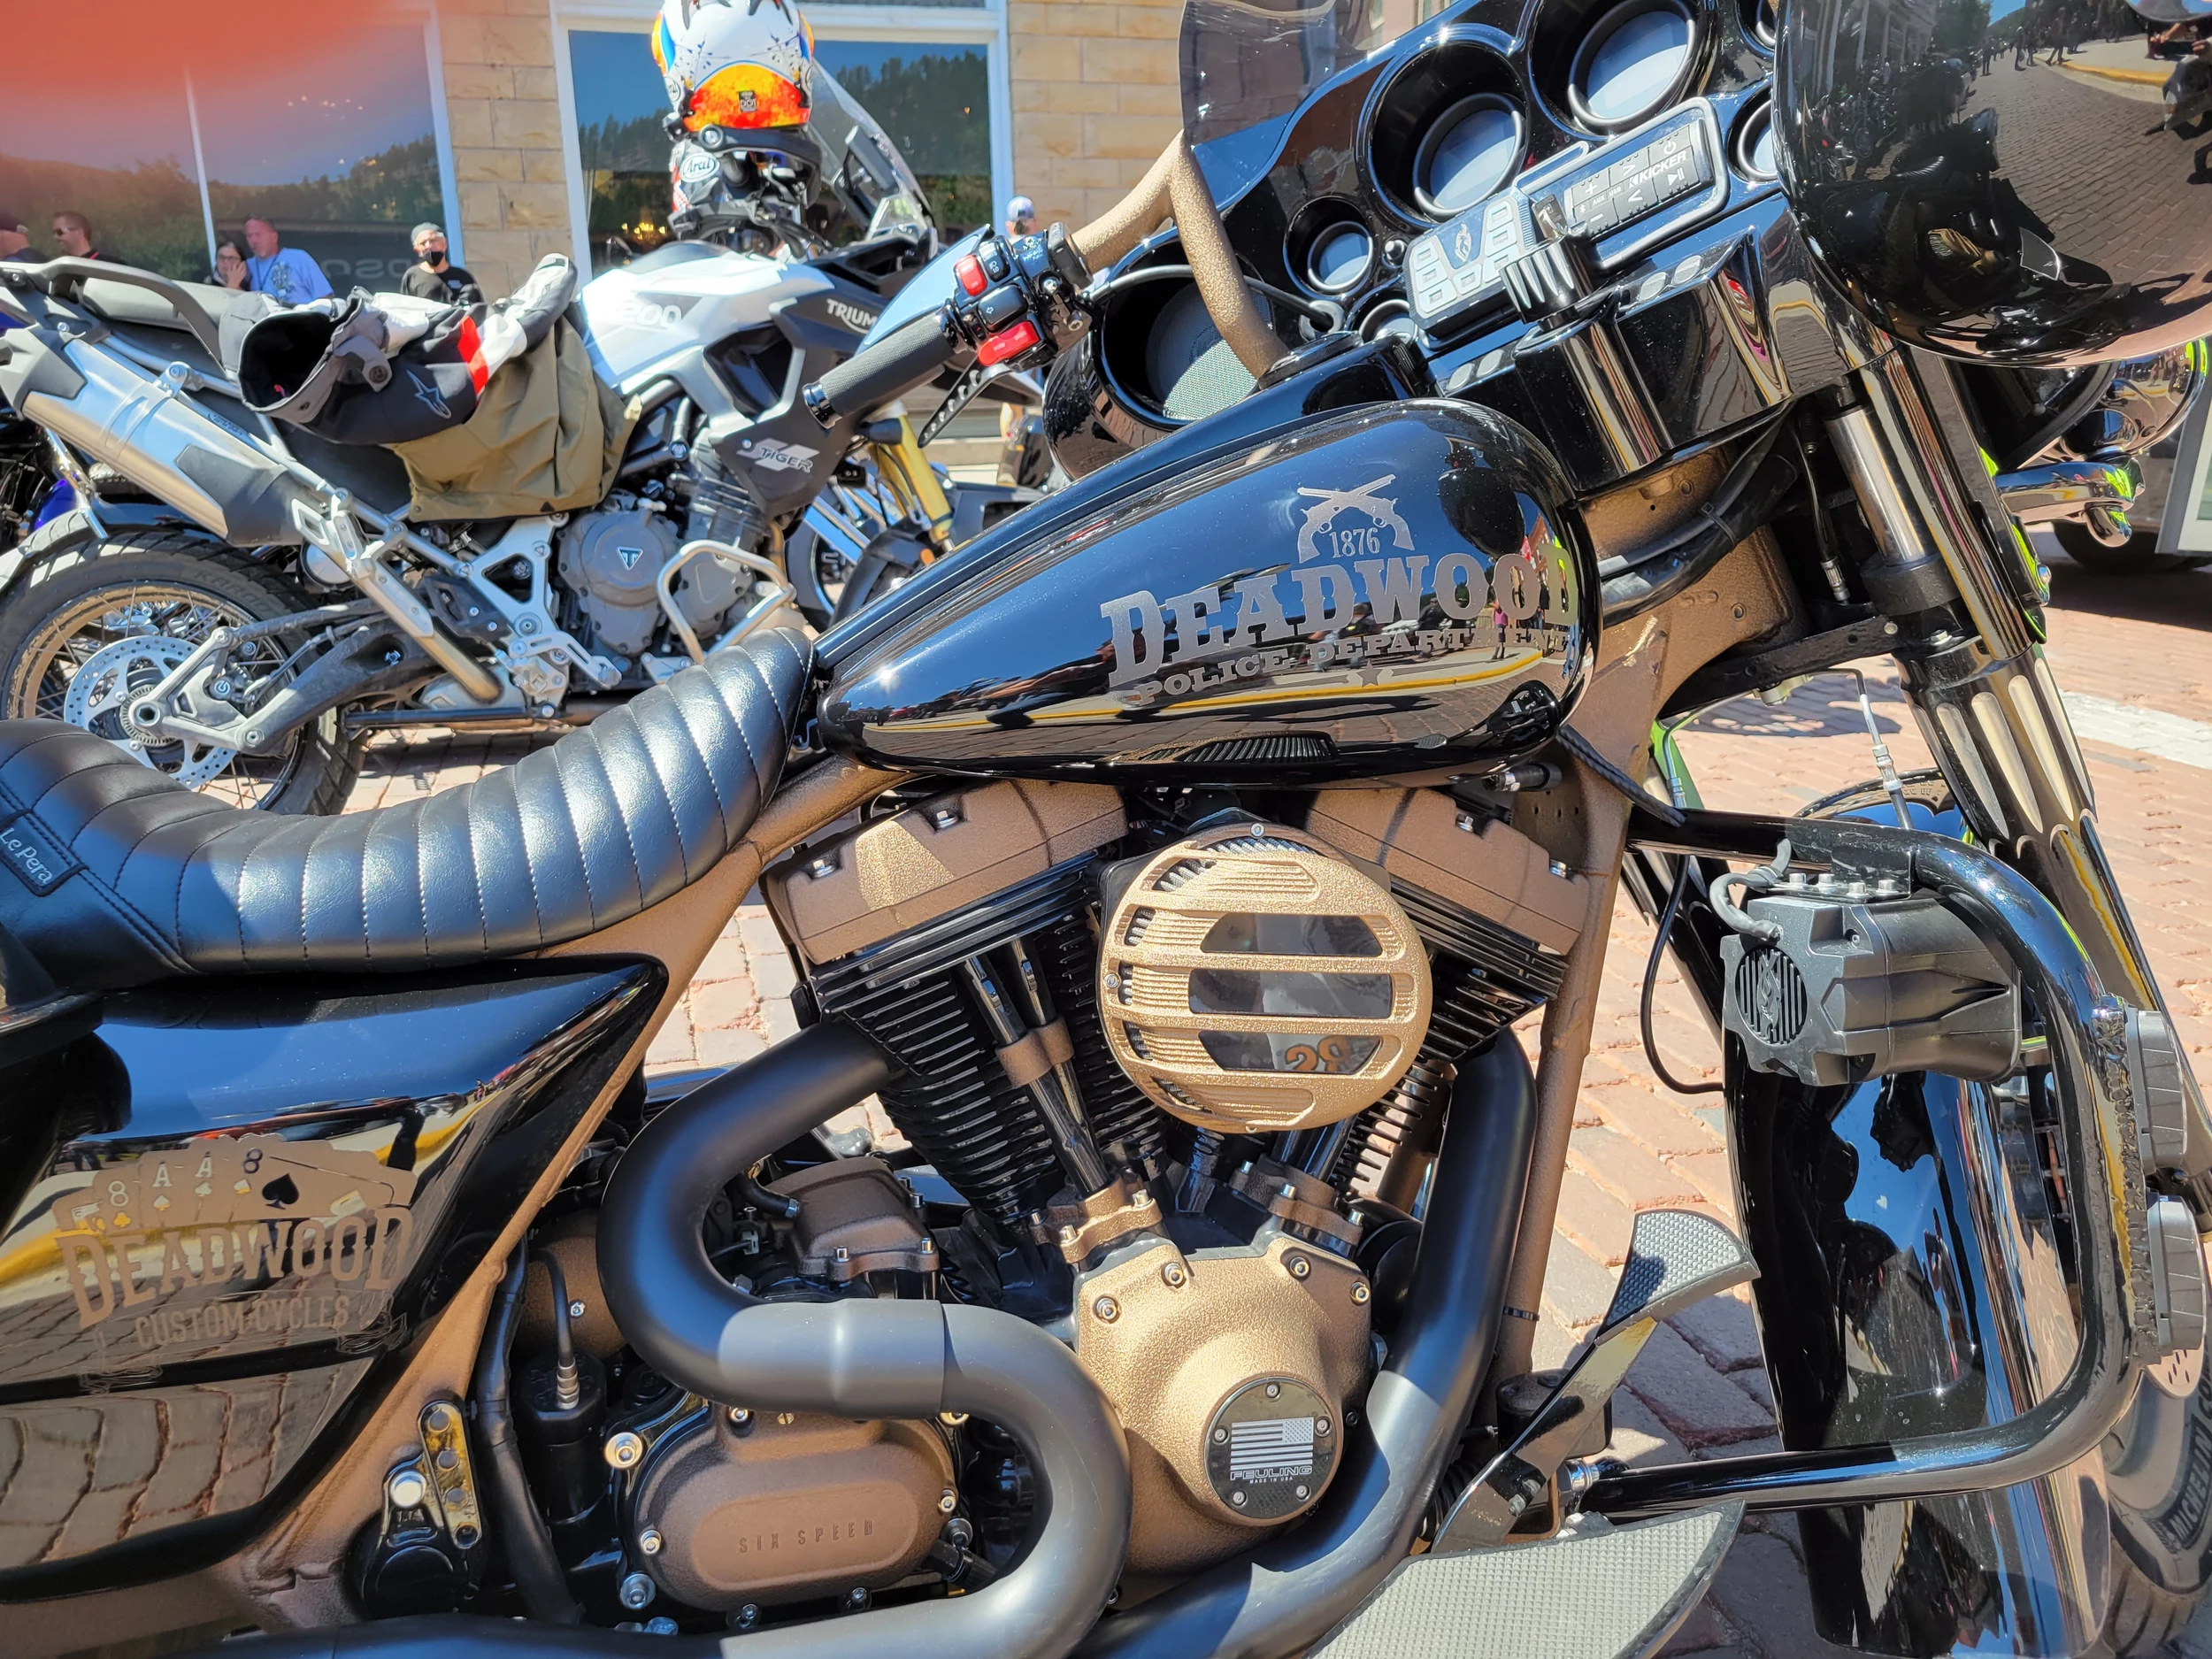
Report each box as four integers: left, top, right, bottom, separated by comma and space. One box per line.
1099, 823, 1432, 1133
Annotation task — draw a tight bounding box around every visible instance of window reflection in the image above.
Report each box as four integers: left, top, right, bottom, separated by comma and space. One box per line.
0, 24, 443, 288
193, 27, 446, 291
571, 29, 683, 270
816, 42, 990, 235
567, 28, 992, 273
0, 79, 204, 276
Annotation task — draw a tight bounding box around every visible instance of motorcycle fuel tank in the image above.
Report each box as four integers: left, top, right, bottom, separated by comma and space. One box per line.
818, 400, 1596, 780
579, 241, 835, 390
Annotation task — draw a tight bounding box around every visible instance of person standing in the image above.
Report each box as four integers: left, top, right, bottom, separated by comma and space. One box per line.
50, 212, 99, 260
399, 223, 483, 305
242, 217, 333, 305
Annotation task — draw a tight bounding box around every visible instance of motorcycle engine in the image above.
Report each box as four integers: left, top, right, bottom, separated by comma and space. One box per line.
463, 779, 1590, 1627
555, 500, 741, 662
756, 778, 1590, 1581
623, 1160, 956, 1612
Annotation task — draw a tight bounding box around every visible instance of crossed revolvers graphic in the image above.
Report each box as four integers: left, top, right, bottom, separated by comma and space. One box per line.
1294, 475, 1416, 564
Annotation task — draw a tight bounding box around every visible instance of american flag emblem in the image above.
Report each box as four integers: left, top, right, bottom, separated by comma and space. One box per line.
1228, 1417, 1316, 1483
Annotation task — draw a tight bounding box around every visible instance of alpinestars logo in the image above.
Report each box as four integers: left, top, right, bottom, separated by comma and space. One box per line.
408, 368, 450, 421
1295, 476, 1412, 565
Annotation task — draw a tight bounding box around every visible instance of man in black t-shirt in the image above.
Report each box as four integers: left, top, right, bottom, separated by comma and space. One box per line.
400, 223, 484, 305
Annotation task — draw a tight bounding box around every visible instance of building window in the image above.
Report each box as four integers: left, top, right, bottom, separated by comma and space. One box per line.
568, 29, 681, 268
0, 25, 444, 288
815, 42, 991, 235
565, 27, 995, 270
1, 79, 204, 276
192, 27, 449, 290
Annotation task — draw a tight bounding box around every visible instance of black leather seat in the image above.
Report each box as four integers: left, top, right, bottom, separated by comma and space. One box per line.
0, 628, 810, 991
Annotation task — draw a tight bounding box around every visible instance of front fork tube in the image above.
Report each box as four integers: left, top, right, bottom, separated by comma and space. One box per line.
1832, 353, 2212, 1192
1628, 353, 2177, 1656
868, 418, 954, 554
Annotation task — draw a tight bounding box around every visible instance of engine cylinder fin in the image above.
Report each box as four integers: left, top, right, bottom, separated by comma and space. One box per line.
810, 858, 1159, 1226
684, 448, 766, 551
1032, 902, 1162, 1174
824, 971, 1059, 1225
1326, 883, 1566, 1197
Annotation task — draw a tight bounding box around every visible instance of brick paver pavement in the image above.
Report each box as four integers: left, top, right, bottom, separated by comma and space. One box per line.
1965, 58, 2212, 305
341, 541, 2212, 1654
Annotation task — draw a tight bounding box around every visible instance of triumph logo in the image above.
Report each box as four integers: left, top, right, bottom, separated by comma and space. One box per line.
825, 298, 880, 334
617, 545, 646, 571
744, 437, 818, 472
1097, 479, 1576, 700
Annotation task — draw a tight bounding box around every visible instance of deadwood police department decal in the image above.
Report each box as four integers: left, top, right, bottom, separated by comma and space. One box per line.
1100, 477, 1577, 706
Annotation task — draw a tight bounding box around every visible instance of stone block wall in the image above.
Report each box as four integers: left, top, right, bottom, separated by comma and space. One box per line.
436, 0, 578, 297
1009, 0, 1184, 229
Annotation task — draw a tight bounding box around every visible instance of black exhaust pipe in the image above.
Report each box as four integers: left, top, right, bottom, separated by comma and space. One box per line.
595, 1018, 1132, 1658
188, 1026, 1525, 1659
195, 1019, 1129, 1659
1077, 1035, 1537, 1659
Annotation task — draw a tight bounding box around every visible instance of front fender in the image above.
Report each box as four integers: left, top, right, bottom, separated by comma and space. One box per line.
0, 503, 217, 603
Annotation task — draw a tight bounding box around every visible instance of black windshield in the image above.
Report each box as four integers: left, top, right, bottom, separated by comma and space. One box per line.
1179, 0, 1387, 145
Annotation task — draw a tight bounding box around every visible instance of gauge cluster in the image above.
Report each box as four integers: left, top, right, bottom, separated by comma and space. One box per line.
1058, 0, 1782, 462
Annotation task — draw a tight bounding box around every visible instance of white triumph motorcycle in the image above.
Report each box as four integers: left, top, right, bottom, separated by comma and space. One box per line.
0, 74, 1033, 814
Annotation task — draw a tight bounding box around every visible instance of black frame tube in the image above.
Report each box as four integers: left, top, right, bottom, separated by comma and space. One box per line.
473, 1246, 583, 1624
1586, 810, 2148, 1521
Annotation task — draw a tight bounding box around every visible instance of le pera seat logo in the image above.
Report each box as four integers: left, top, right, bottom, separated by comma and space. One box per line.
1098, 476, 1574, 707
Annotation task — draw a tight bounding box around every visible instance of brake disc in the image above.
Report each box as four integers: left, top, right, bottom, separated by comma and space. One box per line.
62, 634, 239, 789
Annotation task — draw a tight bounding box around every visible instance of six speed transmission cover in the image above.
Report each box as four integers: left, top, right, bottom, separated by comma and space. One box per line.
1098, 822, 1432, 1132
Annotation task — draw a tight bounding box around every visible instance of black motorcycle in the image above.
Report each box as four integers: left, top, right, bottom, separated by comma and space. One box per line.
1, 0, 2208, 1654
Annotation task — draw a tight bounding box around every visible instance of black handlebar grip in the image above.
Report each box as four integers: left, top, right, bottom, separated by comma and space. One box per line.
804, 311, 956, 427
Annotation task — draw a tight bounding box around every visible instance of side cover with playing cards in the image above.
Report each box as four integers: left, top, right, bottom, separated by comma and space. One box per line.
0, 962, 658, 1394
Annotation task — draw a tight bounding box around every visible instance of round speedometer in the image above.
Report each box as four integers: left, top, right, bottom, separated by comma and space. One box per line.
1413, 94, 1524, 218
1570, 0, 1699, 132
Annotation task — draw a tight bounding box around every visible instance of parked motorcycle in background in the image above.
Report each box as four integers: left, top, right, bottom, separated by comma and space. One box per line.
6, 0, 2212, 1656
0, 3, 1030, 813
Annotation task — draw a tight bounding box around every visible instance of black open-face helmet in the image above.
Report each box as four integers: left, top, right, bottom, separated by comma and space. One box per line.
1777, 0, 2212, 364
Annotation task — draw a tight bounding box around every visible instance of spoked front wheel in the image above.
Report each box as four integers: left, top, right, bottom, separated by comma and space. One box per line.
0, 536, 360, 815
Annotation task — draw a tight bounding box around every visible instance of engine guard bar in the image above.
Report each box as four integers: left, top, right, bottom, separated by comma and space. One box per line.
1586, 805, 2154, 1524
